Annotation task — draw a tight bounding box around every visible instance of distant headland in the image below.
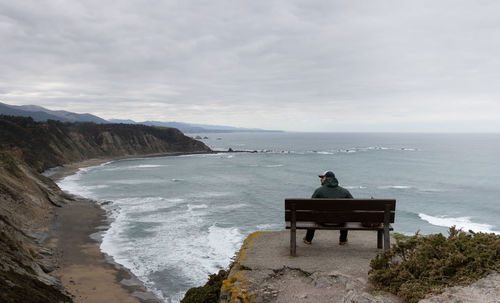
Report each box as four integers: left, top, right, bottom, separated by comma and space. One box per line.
0, 101, 283, 134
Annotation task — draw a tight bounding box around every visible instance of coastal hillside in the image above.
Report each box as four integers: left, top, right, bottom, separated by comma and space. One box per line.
0, 115, 211, 172
0, 115, 211, 302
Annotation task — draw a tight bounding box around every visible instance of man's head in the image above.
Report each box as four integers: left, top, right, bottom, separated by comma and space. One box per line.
318, 170, 335, 184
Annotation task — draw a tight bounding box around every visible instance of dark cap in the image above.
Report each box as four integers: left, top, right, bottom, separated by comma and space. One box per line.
318, 171, 335, 178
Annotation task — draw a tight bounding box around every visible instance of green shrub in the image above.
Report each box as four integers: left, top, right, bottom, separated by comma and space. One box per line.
181, 270, 228, 303
369, 227, 500, 303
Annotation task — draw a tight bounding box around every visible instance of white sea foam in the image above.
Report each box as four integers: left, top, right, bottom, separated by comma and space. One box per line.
136, 164, 164, 168
100, 202, 244, 303
178, 153, 226, 158
344, 186, 368, 189
87, 184, 109, 190
264, 150, 304, 154
99, 167, 123, 172
256, 223, 281, 230
359, 146, 419, 152
308, 147, 418, 154
366, 146, 390, 150
378, 185, 413, 189
102, 197, 185, 219
419, 213, 499, 234
108, 179, 165, 185
57, 169, 101, 198
101, 164, 168, 171
418, 188, 444, 193
206, 225, 244, 263
187, 204, 209, 211
188, 191, 232, 198
264, 146, 418, 155
218, 203, 247, 210
246, 164, 284, 168
99, 161, 114, 166
57, 174, 82, 194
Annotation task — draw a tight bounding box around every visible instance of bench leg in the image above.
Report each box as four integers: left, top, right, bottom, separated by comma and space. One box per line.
383, 225, 390, 250
383, 204, 391, 250
290, 203, 296, 256
377, 230, 383, 249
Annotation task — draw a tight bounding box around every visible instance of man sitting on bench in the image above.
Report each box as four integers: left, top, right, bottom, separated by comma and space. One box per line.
303, 170, 353, 245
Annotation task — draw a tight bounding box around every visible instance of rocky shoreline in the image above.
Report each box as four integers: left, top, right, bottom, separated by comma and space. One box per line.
46, 162, 162, 303
0, 116, 212, 302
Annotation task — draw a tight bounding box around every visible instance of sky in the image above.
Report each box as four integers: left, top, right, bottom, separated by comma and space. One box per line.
1, 0, 500, 132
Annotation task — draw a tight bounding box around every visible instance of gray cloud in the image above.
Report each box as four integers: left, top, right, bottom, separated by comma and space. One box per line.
1, 0, 500, 131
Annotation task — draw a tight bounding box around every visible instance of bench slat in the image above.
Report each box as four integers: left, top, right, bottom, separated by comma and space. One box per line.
285, 199, 395, 211
285, 211, 395, 223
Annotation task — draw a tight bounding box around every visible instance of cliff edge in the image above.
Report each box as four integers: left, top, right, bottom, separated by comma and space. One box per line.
217, 230, 500, 303
219, 230, 403, 303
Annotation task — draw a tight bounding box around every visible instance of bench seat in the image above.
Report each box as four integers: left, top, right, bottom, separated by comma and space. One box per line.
285, 221, 393, 230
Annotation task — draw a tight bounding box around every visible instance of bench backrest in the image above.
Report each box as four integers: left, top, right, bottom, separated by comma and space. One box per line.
285, 199, 396, 223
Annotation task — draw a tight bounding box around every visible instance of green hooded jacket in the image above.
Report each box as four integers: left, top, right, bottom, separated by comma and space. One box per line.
311, 176, 353, 199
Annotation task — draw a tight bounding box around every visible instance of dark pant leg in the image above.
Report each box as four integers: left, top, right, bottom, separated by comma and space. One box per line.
339, 230, 348, 242
305, 229, 315, 241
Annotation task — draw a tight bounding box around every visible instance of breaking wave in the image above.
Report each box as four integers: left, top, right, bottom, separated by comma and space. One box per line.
419, 213, 499, 234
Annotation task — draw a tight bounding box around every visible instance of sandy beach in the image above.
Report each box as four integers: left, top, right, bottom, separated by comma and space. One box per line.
46, 158, 163, 303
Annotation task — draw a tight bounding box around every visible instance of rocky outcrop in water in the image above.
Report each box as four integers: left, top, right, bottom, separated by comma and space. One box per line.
0, 115, 211, 302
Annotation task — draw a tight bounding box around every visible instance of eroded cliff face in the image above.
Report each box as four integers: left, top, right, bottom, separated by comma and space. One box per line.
0, 115, 211, 302
0, 151, 72, 302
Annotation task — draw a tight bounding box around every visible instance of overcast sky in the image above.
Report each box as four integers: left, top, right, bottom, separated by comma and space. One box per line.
1, 1, 500, 132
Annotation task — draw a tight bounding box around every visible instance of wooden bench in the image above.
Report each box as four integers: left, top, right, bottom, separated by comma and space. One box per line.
285, 198, 396, 256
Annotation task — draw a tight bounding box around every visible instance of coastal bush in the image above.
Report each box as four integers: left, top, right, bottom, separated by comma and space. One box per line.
181, 270, 228, 303
369, 227, 500, 303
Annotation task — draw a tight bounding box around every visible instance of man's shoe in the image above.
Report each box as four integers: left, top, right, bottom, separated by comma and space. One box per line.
303, 237, 312, 245
338, 240, 348, 245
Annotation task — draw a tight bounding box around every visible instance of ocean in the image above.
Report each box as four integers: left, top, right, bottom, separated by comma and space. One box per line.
57, 132, 500, 303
